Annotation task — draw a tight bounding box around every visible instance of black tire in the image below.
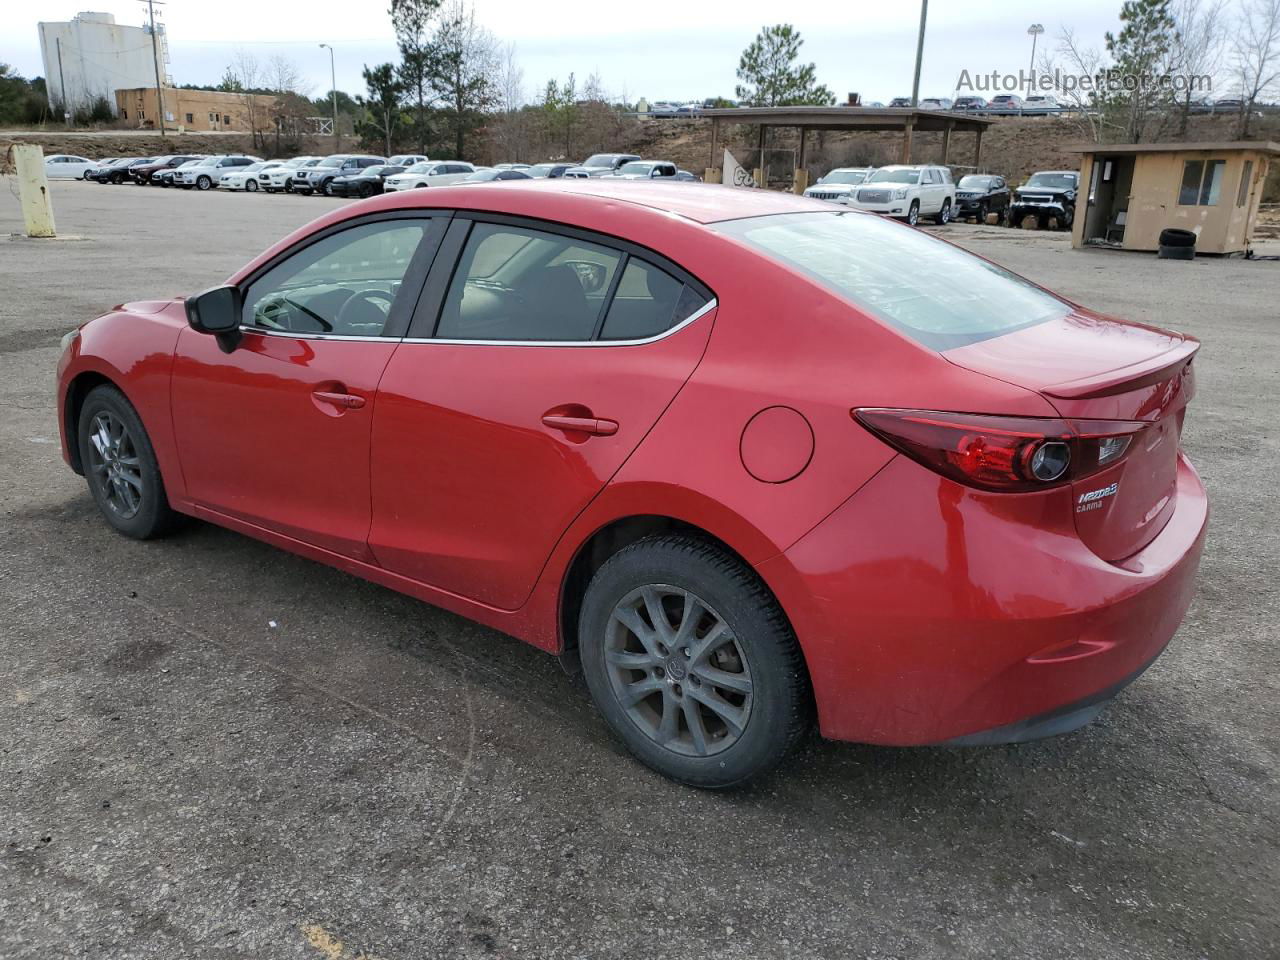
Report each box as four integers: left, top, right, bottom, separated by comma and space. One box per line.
906, 200, 920, 226
245, 179, 258, 192
81, 170, 92, 180
298, 187, 312, 196
196, 175, 212, 191
977, 201, 989, 223
77, 384, 178, 540
319, 178, 334, 195
359, 183, 374, 198
284, 181, 294, 193
933, 199, 952, 225
1159, 227, 1197, 247
579, 535, 812, 789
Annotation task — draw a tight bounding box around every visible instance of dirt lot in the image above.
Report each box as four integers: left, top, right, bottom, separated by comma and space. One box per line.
1, 181, 1278, 960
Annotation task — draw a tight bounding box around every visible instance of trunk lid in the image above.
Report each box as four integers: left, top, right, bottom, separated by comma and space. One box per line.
946, 309, 1198, 562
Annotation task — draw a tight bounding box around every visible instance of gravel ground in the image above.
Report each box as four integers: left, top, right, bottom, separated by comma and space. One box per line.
1, 180, 1277, 960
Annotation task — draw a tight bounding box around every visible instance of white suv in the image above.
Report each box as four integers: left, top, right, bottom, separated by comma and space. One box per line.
803, 167, 875, 204
382, 161, 477, 191
846, 164, 956, 226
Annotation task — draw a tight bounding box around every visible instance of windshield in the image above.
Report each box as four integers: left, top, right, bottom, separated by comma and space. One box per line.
618, 162, 655, 176
583, 154, 619, 168
177, 160, 201, 169
465, 170, 499, 181
316, 157, 344, 168
819, 170, 867, 185
526, 164, 556, 176
867, 168, 920, 185
404, 162, 435, 174
1025, 173, 1077, 190
958, 175, 993, 189
714, 212, 1069, 350
241, 163, 266, 173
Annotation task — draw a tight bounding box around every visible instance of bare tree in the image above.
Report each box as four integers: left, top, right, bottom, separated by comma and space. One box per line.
227, 48, 266, 148
266, 54, 309, 96
1049, 27, 1111, 142
1232, 0, 1280, 136
1170, 0, 1228, 133
491, 42, 530, 161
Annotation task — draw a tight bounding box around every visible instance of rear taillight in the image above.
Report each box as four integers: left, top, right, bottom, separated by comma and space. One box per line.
853, 409, 1146, 493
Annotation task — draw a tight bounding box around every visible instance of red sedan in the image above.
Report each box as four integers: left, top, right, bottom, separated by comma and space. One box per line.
56, 181, 1207, 787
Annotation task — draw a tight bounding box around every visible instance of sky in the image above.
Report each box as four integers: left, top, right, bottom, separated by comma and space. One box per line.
2, 1, 1208, 106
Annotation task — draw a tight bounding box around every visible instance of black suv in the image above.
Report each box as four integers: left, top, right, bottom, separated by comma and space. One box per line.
1009, 171, 1080, 229
954, 173, 1010, 222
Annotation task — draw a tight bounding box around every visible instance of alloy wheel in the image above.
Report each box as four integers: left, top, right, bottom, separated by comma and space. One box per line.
86, 411, 144, 519
604, 584, 753, 758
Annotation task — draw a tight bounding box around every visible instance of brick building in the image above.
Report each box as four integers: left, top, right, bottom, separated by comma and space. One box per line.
114, 87, 278, 133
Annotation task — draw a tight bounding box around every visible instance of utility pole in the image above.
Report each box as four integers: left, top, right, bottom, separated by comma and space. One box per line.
55, 37, 71, 128
319, 43, 338, 152
910, 0, 928, 108
143, 0, 167, 136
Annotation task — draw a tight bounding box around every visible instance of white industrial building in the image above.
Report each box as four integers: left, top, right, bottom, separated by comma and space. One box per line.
37, 11, 169, 117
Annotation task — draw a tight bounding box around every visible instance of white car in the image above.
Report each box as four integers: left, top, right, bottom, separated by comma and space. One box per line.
174, 155, 262, 191
218, 161, 285, 192
382, 161, 477, 191
44, 155, 103, 180
388, 154, 429, 167
845, 164, 956, 226
258, 157, 321, 193
803, 167, 876, 204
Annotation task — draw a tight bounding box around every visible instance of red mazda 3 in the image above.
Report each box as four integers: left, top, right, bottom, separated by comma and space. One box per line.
56, 180, 1207, 787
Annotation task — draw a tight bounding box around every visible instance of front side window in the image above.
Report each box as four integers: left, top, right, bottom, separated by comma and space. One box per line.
716, 211, 1069, 350
243, 219, 433, 337
436, 224, 623, 341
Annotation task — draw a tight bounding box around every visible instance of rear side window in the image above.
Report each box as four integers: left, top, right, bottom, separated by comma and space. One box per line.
600, 259, 707, 340
715, 211, 1069, 350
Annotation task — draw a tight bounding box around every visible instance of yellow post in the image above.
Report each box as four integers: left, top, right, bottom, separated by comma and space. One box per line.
703, 168, 722, 184
752, 167, 764, 187
11, 145, 56, 238
792, 169, 810, 195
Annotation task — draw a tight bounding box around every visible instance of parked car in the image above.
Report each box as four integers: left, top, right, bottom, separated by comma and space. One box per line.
608, 161, 686, 180
259, 156, 321, 193
494, 163, 532, 171
988, 94, 1024, 115
1009, 170, 1079, 229
953, 96, 988, 112
387, 154, 429, 167
291, 155, 386, 196
803, 167, 876, 204
56, 181, 1207, 788
327, 164, 407, 197
888, 97, 912, 107
130, 155, 205, 185
847, 164, 956, 226
381, 161, 477, 191
563, 153, 642, 178
919, 97, 954, 110
461, 169, 532, 182
953, 174, 1010, 222
44, 154, 103, 180
90, 158, 154, 184
524, 163, 575, 179
1214, 97, 1245, 111
154, 159, 203, 187
219, 161, 285, 192
174, 156, 261, 191
1022, 95, 1061, 115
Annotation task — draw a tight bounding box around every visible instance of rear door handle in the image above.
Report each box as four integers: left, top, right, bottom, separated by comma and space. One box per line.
313, 390, 366, 410
542, 414, 618, 436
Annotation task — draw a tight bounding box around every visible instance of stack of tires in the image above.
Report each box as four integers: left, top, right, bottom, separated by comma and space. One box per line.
1158, 228, 1197, 260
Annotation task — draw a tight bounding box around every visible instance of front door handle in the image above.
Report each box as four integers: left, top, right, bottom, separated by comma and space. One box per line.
542, 414, 618, 436
313, 390, 366, 410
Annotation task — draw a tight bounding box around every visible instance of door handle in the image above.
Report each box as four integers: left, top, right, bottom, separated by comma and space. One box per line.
313, 390, 366, 410
542, 414, 618, 436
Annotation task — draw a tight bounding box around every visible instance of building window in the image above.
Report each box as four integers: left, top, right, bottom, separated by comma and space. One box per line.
1178, 159, 1225, 206
1237, 160, 1254, 207
185, 112, 193, 124
209, 112, 216, 123
121, 109, 127, 119
223, 115, 231, 125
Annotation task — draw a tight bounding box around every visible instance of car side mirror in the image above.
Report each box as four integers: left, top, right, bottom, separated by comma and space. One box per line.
185, 285, 243, 353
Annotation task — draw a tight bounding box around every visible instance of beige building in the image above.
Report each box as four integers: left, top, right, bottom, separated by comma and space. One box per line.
115, 86, 278, 133
1067, 141, 1280, 255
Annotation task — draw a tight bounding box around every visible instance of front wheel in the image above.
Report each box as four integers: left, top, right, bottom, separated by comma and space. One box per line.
196, 175, 212, 191
934, 199, 952, 225
579, 536, 812, 788
977, 201, 989, 224
77, 385, 178, 540
906, 200, 920, 226
245, 179, 258, 192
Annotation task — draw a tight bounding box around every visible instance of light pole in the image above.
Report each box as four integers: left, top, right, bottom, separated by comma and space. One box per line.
319, 43, 338, 152
910, 0, 928, 108
1027, 23, 1045, 98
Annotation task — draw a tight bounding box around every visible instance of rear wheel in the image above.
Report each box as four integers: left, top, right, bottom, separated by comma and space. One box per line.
81, 170, 92, 180
358, 182, 374, 198
579, 535, 811, 788
934, 199, 952, 225
77, 385, 177, 540
977, 201, 989, 224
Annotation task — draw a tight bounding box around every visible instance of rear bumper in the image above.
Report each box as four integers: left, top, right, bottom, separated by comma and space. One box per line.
756, 453, 1208, 746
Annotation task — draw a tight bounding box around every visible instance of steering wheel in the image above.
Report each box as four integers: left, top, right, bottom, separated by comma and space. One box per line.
335, 289, 395, 330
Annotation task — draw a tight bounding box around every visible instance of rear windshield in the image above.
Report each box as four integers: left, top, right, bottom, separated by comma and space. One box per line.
714, 211, 1070, 349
